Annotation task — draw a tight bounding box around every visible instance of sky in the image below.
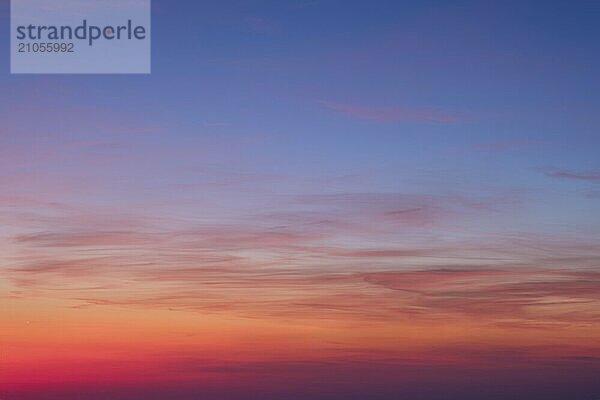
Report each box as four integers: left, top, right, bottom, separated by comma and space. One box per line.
1, 0, 600, 399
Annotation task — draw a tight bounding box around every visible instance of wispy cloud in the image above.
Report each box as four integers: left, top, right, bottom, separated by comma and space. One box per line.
543, 168, 600, 183
324, 101, 464, 123
473, 139, 544, 151
8, 215, 600, 326
362, 268, 600, 323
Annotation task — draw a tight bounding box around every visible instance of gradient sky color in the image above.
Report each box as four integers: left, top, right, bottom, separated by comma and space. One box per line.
1, 1, 600, 399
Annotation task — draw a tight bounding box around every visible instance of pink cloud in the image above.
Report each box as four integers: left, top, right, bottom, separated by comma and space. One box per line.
361, 268, 600, 322
14, 231, 164, 248
473, 139, 544, 151
544, 168, 600, 184
324, 101, 464, 123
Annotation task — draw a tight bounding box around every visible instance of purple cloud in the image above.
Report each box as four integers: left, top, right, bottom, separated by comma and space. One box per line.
324, 101, 464, 123
544, 168, 600, 183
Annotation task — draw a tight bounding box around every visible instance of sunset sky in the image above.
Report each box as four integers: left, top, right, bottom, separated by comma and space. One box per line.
1, 1, 600, 399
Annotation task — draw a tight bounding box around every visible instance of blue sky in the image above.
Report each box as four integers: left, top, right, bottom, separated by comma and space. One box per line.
2, 1, 599, 234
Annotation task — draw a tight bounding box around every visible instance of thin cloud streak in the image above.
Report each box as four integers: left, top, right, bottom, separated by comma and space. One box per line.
324, 101, 464, 123
543, 168, 600, 183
